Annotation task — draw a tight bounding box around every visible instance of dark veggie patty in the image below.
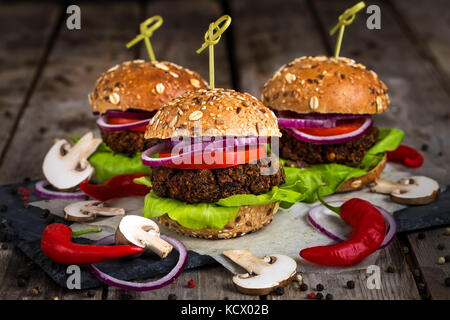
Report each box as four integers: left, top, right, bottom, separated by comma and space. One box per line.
280, 126, 379, 167
100, 128, 158, 154
150, 157, 285, 203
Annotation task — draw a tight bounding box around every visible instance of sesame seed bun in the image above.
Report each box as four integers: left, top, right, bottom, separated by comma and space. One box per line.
89, 60, 208, 114
262, 56, 389, 114
144, 88, 281, 139
157, 201, 280, 239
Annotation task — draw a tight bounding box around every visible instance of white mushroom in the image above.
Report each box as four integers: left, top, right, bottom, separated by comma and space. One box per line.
43, 132, 101, 190
222, 249, 297, 295
64, 200, 125, 222
115, 215, 173, 258
371, 176, 440, 205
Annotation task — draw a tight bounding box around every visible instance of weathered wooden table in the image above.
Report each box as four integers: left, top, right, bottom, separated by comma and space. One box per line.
0, 0, 449, 300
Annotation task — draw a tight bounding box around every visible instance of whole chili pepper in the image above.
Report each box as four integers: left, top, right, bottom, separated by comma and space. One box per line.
386, 145, 423, 168
300, 189, 386, 266
80, 174, 150, 201
41, 223, 143, 265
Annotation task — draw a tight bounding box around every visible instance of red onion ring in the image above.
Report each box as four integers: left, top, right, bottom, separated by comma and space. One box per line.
89, 234, 187, 291
286, 116, 373, 145
278, 117, 337, 129
142, 137, 268, 167
34, 179, 86, 200
96, 115, 150, 132
307, 201, 396, 249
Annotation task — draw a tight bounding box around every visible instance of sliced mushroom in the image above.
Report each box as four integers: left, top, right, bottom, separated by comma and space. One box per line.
115, 215, 173, 258
371, 176, 440, 205
43, 132, 101, 190
223, 249, 297, 295
64, 200, 125, 222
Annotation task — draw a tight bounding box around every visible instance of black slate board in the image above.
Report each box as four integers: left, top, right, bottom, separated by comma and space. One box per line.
0, 180, 217, 290
0, 180, 449, 289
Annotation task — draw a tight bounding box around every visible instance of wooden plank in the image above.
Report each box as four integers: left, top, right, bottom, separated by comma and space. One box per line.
107, 265, 257, 300
0, 3, 60, 164
407, 227, 450, 300
228, 0, 325, 96
0, 1, 142, 299
0, 247, 102, 300
392, 0, 450, 82
271, 238, 419, 300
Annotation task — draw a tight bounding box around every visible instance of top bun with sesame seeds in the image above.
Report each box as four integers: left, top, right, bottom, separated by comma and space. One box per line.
261, 56, 389, 114
144, 88, 281, 139
89, 60, 208, 114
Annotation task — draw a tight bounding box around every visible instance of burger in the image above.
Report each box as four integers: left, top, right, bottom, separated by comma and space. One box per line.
87, 59, 208, 181
135, 88, 295, 239
261, 56, 404, 197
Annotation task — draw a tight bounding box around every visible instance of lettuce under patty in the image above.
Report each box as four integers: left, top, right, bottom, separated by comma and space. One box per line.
134, 128, 404, 230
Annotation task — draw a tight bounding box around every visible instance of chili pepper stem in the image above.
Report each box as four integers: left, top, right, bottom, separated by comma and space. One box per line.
316, 186, 341, 215
72, 227, 102, 237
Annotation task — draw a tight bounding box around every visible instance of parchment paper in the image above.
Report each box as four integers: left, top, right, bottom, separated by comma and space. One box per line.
30, 163, 427, 275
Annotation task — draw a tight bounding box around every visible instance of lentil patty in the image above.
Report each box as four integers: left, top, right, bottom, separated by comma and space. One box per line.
280, 126, 379, 167
150, 157, 285, 203
100, 129, 158, 154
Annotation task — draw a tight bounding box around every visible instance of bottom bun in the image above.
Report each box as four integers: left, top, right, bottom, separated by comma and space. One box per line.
336, 154, 387, 192
157, 201, 280, 239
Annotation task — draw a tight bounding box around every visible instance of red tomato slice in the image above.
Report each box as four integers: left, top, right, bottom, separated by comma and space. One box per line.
107, 117, 147, 132
159, 145, 267, 169
295, 118, 365, 137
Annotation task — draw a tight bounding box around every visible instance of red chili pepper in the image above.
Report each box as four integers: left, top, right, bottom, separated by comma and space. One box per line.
386, 145, 423, 168
187, 279, 195, 288
41, 224, 143, 265
80, 174, 150, 201
300, 189, 386, 266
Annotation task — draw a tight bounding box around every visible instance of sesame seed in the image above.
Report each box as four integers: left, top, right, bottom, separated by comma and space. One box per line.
154, 62, 169, 71
109, 93, 120, 105
189, 110, 203, 121
190, 78, 201, 88
309, 96, 319, 110
156, 83, 165, 94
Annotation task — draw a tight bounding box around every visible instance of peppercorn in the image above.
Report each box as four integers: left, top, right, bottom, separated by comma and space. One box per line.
437, 243, 445, 250
445, 277, 450, 287
17, 277, 27, 288
86, 291, 95, 298
386, 264, 397, 273
346, 280, 355, 289
168, 294, 177, 300
421, 144, 429, 152
325, 293, 334, 300
40, 209, 50, 219
272, 286, 285, 296
315, 292, 323, 300
437, 257, 446, 265
0, 205, 7, 213
223, 296, 229, 300
300, 283, 308, 291
10, 188, 17, 195
417, 233, 426, 239
316, 283, 324, 291
445, 255, 450, 263
1, 243, 8, 250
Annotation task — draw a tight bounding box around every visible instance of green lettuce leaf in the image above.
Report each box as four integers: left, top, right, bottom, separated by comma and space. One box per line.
136, 128, 404, 229
143, 192, 239, 229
